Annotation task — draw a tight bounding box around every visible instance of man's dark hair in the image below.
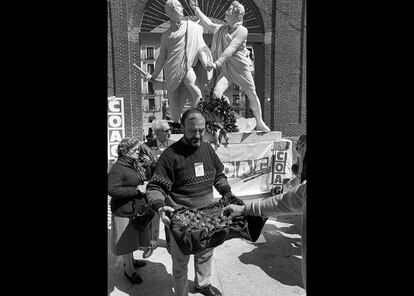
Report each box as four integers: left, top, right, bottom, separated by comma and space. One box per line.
180, 108, 204, 126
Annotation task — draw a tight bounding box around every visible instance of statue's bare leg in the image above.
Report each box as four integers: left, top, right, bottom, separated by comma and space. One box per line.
243, 87, 271, 132
183, 67, 203, 107
213, 73, 231, 104
169, 88, 187, 122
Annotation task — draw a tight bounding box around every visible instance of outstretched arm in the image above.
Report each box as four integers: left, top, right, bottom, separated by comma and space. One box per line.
189, 0, 218, 33
223, 181, 306, 218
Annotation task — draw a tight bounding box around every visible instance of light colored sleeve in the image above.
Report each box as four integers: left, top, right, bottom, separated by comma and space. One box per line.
245, 181, 306, 217
215, 26, 247, 67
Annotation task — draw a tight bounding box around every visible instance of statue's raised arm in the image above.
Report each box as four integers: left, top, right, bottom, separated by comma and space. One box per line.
189, 0, 219, 33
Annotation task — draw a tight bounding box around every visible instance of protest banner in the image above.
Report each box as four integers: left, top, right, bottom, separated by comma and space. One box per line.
108, 96, 125, 164
212, 139, 293, 198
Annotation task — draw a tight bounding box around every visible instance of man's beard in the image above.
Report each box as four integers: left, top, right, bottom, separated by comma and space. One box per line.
184, 135, 203, 146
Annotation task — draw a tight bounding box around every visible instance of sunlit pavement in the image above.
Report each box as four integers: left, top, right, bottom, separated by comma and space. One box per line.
108, 209, 305, 296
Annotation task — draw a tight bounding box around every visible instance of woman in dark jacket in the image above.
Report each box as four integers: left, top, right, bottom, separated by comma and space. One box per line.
108, 137, 151, 285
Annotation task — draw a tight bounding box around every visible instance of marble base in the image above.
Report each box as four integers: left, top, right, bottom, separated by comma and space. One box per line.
170, 131, 283, 145
203, 130, 282, 144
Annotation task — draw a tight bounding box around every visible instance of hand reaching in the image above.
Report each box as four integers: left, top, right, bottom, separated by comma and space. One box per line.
221, 192, 236, 204
158, 206, 175, 227
222, 204, 246, 220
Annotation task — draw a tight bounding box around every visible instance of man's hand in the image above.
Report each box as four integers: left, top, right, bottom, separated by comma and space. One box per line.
221, 191, 236, 204
136, 184, 147, 194
158, 206, 175, 227
222, 204, 246, 219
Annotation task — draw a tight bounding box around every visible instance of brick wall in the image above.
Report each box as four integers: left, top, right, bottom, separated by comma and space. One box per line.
273, 0, 306, 136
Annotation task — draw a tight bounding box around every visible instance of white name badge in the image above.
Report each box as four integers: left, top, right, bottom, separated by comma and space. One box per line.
194, 162, 205, 177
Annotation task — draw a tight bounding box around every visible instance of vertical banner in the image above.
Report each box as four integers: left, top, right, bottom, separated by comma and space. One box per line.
272, 149, 290, 195
108, 96, 125, 162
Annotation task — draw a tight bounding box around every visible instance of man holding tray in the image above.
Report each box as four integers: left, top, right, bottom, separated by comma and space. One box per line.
146, 109, 234, 296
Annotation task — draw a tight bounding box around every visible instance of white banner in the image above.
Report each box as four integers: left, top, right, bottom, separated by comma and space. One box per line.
108, 96, 125, 161
213, 139, 293, 198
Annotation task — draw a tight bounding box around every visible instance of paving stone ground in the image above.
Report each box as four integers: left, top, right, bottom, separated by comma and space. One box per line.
108, 212, 305, 296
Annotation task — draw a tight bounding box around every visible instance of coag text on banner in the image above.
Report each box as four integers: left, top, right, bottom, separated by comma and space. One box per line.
108, 96, 125, 162
212, 140, 293, 198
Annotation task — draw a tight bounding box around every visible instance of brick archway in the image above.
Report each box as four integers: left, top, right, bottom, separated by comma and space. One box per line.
138, 0, 265, 34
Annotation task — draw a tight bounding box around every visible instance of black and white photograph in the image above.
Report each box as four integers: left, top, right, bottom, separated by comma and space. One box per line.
107, 0, 307, 295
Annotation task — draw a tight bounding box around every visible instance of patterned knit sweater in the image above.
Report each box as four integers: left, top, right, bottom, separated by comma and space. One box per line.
146, 139, 231, 211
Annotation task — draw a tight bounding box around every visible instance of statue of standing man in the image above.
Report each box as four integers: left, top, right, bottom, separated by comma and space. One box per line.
190, 0, 271, 132
145, 0, 213, 123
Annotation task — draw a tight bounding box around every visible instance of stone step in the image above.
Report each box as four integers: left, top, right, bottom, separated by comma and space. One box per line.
222, 131, 282, 144
170, 131, 283, 144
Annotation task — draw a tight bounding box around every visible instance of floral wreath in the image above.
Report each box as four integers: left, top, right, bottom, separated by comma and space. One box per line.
196, 95, 239, 135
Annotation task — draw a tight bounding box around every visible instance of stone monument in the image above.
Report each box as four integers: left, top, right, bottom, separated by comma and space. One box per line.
189, 0, 270, 132
143, 0, 214, 123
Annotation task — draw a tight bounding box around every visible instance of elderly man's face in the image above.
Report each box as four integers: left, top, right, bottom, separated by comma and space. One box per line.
183, 113, 205, 147
154, 124, 171, 142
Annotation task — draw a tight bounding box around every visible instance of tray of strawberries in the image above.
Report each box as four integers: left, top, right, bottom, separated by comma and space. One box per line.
169, 199, 267, 255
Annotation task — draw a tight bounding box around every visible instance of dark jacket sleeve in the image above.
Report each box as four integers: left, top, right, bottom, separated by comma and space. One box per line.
146, 149, 175, 212
139, 142, 158, 177
108, 167, 140, 199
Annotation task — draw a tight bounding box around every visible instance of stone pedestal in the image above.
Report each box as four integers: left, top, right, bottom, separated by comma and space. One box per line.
207, 131, 282, 144
170, 131, 283, 144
